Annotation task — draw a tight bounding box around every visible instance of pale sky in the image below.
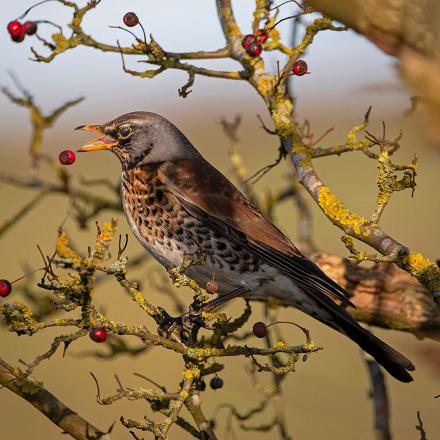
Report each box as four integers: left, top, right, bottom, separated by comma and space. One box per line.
0, 0, 409, 144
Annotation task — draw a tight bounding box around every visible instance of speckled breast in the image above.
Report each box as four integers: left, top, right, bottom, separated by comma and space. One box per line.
120, 165, 265, 292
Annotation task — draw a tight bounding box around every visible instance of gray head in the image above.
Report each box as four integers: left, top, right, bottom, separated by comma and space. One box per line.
76, 111, 201, 169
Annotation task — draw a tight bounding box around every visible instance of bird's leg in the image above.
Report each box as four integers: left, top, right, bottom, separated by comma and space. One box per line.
196, 286, 249, 313
156, 287, 249, 344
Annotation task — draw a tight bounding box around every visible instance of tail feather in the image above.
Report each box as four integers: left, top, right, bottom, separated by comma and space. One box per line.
296, 282, 415, 383
336, 313, 415, 382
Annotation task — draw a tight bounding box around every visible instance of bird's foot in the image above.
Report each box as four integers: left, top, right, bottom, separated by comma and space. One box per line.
156, 308, 205, 344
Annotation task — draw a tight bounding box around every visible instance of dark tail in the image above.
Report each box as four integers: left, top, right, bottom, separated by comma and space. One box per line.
331, 309, 415, 382
296, 280, 415, 382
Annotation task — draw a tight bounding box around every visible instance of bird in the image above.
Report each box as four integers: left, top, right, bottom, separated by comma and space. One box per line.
76, 111, 415, 382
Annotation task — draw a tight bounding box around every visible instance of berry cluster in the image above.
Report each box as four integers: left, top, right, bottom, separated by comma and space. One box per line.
7, 20, 37, 43
241, 29, 268, 57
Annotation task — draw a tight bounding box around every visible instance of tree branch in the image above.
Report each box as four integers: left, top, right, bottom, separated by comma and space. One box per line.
0, 358, 112, 440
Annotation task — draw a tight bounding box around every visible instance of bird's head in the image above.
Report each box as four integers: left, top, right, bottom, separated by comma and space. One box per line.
76, 111, 199, 169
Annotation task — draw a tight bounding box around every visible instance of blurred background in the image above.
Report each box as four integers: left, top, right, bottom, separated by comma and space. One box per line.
0, 1, 439, 439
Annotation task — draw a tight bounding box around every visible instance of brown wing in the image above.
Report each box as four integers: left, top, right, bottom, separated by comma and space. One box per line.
158, 158, 355, 308
158, 158, 301, 256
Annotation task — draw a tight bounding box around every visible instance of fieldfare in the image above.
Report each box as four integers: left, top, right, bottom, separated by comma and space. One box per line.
77, 111, 414, 382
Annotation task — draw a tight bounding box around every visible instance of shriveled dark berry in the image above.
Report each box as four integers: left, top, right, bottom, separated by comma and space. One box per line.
59, 150, 76, 165
246, 41, 262, 57
252, 321, 267, 338
256, 29, 268, 43
206, 279, 218, 294
195, 380, 206, 391
292, 60, 308, 76
7, 21, 22, 37
123, 12, 139, 27
241, 34, 256, 49
23, 21, 38, 36
0, 280, 12, 298
89, 328, 107, 343
210, 376, 224, 390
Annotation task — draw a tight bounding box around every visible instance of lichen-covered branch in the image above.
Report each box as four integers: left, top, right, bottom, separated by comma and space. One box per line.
0, 220, 319, 439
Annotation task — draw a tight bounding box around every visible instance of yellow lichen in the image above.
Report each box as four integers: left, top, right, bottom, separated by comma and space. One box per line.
56, 231, 81, 264
183, 366, 200, 380
318, 186, 370, 236
179, 390, 189, 399
403, 252, 431, 274
274, 341, 288, 350
303, 340, 316, 351
402, 252, 440, 292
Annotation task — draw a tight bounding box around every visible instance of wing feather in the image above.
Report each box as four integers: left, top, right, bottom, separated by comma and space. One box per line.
158, 159, 355, 308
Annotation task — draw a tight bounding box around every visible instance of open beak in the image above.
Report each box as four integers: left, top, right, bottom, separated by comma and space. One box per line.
75, 124, 117, 152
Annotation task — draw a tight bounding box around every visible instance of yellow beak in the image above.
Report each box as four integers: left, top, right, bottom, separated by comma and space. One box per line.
75, 124, 117, 152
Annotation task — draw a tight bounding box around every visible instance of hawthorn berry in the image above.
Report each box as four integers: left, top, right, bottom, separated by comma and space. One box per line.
59, 150, 76, 165
241, 34, 256, 49
206, 279, 218, 294
252, 321, 267, 338
123, 12, 139, 27
7, 21, 22, 37
256, 29, 268, 43
246, 41, 262, 57
11, 32, 25, 43
292, 60, 308, 76
0, 280, 12, 298
23, 21, 38, 36
209, 376, 224, 390
89, 328, 107, 343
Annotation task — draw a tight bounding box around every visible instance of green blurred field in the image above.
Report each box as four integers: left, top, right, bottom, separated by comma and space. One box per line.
1, 102, 439, 440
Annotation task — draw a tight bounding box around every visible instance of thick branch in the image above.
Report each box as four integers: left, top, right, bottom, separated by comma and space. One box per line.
314, 253, 440, 339
0, 359, 111, 440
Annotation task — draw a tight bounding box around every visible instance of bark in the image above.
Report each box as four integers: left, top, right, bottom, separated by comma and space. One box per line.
314, 253, 440, 339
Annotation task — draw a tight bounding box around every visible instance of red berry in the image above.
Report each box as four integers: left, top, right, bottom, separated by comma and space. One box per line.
292, 60, 308, 76
123, 12, 139, 27
241, 34, 256, 49
59, 150, 76, 165
246, 41, 262, 57
206, 279, 218, 294
252, 321, 267, 338
23, 21, 38, 36
209, 376, 223, 390
7, 21, 22, 37
89, 328, 107, 343
11, 32, 25, 43
256, 29, 268, 43
0, 280, 12, 298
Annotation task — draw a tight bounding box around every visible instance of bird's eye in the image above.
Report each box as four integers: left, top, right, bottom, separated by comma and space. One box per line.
118, 126, 132, 138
